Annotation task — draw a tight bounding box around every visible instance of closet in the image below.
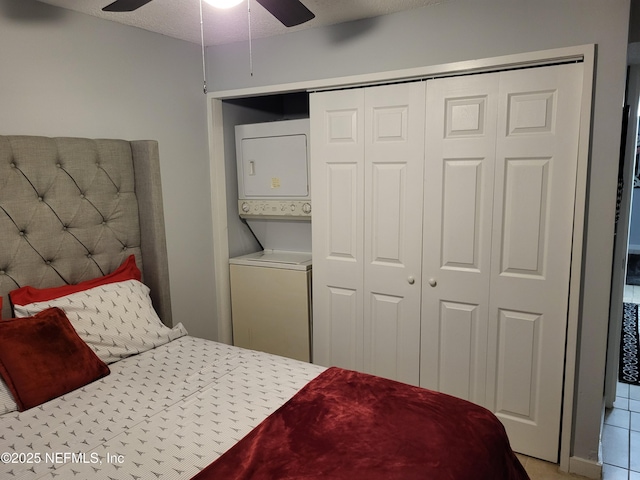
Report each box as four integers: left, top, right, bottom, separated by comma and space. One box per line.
310, 62, 583, 462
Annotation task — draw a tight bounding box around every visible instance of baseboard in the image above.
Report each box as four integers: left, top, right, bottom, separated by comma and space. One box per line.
568, 456, 602, 479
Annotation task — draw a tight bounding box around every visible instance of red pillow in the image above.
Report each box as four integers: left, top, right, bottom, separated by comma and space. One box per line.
0, 307, 110, 411
10, 255, 140, 307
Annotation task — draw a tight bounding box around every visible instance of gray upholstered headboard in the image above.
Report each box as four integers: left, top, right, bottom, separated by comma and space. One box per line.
0, 136, 172, 326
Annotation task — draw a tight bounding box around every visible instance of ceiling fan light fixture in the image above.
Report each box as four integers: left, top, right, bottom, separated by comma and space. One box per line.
203, 0, 244, 8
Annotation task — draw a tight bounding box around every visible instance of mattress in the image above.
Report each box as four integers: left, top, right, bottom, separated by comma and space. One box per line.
0, 336, 326, 480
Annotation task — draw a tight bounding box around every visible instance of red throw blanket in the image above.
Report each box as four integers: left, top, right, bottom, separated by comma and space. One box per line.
192, 367, 529, 480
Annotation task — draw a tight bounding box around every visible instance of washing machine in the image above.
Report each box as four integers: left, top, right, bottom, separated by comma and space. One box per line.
229, 250, 312, 362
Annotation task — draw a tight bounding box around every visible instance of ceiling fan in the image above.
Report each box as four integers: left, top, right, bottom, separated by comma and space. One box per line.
101, 0, 315, 27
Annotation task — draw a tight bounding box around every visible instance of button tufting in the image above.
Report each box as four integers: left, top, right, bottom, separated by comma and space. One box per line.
38, 196, 43, 202
62, 225, 68, 231
19, 231, 25, 236
0, 270, 5, 275
10, 162, 16, 168
46, 260, 51, 265
56, 163, 62, 168
87, 253, 92, 258
80, 193, 85, 199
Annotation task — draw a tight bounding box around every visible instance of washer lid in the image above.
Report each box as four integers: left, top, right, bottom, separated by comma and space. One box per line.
253, 251, 311, 264
229, 250, 312, 269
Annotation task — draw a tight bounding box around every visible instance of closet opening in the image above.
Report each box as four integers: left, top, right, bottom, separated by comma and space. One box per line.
602, 67, 640, 477
606, 65, 640, 408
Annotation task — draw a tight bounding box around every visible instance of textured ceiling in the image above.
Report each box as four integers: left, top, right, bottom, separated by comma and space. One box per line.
35, 0, 445, 46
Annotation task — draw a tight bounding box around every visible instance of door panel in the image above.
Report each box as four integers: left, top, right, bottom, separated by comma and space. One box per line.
499, 157, 550, 277
369, 293, 410, 381
370, 162, 406, 264
442, 158, 484, 270
326, 163, 359, 260
437, 300, 483, 401
421, 73, 499, 403
495, 309, 541, 419
487, 63, 583, 462
311, 89, 365, 370
326, 286, 360, 368
364, 82, 426, 386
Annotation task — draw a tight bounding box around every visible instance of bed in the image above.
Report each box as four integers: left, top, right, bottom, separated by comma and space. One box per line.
0, 135, 529, 480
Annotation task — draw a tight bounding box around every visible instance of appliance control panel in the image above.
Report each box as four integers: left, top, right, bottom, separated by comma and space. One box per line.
239, 200, 311, 219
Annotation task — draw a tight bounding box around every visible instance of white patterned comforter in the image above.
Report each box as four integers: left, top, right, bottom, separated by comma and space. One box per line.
0, 336, 326, 480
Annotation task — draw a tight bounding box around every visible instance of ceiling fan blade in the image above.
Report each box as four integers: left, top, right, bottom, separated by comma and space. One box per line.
102, 0, 154, 12
255, 0, 315, 27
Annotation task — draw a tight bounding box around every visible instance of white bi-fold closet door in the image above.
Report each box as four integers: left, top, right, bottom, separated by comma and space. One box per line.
421, 64, 583, 461
311, 62, 583, 462
310, 82, 426, 386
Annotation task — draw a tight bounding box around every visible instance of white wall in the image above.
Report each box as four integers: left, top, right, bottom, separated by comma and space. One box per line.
0, 0, 217, 340
206, 0, 631, 466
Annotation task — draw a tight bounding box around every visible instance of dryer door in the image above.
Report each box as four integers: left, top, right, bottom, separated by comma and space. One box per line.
239, 134, 309, 198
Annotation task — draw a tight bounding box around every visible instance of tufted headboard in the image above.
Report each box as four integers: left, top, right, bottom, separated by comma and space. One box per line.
0, 136, 172, 326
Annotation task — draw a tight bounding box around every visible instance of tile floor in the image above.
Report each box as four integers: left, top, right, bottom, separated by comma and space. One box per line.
515, 387, 639, 480
600, 284, 640, 480
512, 286, 640, 480
601, 381, 640, 480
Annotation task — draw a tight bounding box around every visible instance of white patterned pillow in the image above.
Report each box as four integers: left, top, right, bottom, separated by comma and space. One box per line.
1, 287, 18, 414
13, 280, 187, 365
0, 378, 18, 415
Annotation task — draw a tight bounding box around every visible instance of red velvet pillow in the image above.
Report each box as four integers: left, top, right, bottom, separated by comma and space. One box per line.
0, 307, 110, 411
10, 255, 141, 307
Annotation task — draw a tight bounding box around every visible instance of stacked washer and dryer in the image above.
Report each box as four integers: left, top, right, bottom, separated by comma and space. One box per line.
229, 119, 313, 362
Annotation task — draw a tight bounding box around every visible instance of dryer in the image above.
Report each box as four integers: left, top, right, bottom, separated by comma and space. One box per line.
235, 119, 311, 219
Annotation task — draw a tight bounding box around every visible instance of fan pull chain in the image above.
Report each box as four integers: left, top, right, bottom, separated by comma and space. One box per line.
199, 0, 208, 94
248, 0, 253, 76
